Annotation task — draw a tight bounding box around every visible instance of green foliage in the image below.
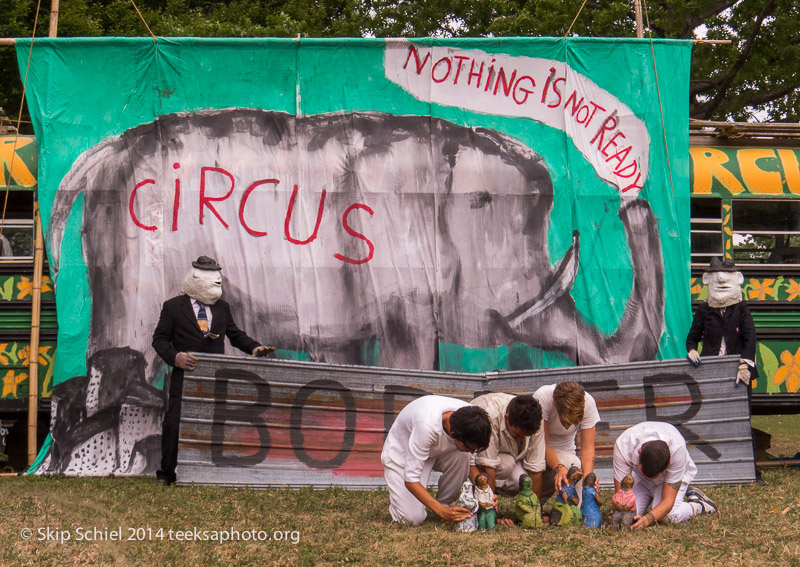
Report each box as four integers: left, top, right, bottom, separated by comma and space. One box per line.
1, 0, 799, 130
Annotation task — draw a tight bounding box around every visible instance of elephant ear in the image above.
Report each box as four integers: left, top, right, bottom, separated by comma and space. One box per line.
49, 142, 120, 282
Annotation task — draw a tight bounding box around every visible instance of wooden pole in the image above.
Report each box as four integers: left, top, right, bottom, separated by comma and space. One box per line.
634, 0, 644, 38
25, 1, 57, 468
756, 459, 800, 468
49, 0, 60, 38
27, 203, 44, 466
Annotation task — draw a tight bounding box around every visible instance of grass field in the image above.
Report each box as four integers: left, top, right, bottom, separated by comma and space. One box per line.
752, 414, 800, 460
3, 415, 800, 567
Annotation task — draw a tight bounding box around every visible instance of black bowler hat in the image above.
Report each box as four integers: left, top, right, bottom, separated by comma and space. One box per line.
705, 257, 738, 272
192, 255, 222, 271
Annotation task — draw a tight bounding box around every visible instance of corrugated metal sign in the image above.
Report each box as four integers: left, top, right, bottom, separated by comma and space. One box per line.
177, 355, 754, 487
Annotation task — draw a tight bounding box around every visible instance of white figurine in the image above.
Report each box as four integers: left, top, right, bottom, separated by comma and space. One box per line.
453, 479, 479, 533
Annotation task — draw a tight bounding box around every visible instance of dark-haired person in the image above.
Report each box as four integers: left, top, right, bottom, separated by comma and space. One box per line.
612, 421, 717, 529
381, 395, 492, 526
534, 381, 600, 503
470, 393, 545, 500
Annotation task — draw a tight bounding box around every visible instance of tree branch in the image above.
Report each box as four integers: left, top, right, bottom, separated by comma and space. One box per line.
732, 83, 800, 107
679, 0, 740, 36
689, 79, 719, 97
701, 0, 778, 118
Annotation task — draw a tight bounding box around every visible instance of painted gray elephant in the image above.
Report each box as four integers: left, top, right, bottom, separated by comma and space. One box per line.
49, 109, 664, 375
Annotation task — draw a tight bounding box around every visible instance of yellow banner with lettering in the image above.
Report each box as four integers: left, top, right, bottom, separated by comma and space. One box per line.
690, 146, 800, 196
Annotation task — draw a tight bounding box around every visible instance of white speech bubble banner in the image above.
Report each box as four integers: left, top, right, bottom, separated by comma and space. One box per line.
384, 40, 650, 197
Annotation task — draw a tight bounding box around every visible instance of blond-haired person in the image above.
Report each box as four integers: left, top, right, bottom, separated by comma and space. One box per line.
533, 381, 600, 504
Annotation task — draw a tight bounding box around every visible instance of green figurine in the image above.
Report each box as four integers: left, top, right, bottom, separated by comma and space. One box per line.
514, 474, 543, 528
550, 465, 583, 526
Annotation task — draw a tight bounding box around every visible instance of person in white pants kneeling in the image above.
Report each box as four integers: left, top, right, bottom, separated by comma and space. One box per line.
613, 421, 718, 529
381, 395, 492, 526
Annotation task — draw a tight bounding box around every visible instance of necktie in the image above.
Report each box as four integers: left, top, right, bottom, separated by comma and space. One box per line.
197, 303, 209, 336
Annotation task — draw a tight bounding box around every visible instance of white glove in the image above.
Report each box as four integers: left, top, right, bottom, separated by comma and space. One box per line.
252, 346, 277, 357
175, 352, 198, 370
736, 362, 751, 387
687, 349, 701, 366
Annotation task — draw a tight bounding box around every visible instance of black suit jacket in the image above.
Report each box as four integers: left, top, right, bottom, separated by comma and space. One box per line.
152, 295, 261, 395
686, 301, 757, 364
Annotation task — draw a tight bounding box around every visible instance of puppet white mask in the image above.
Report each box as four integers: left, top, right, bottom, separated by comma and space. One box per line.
180, 268, 223, 305
703, 270, 743, 308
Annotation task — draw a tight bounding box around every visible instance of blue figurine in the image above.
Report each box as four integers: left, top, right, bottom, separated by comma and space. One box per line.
580, 472, 603, 528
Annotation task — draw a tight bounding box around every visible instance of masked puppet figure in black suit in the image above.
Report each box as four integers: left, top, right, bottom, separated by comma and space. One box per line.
152, 255, 275, 485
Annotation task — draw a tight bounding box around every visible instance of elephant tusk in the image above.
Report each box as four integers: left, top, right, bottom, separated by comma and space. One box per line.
503, 230, 580, 328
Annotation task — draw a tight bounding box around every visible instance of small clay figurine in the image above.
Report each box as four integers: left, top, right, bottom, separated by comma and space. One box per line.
474, 472, 496, 530
550, 465, 583, 526
580, 472, 603, 528
611, 474, 636, 531
453, 479, 479, 533
514, 474, 543, 528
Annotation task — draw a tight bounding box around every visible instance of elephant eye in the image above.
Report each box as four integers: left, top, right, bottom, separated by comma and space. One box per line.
469, 191, 493, 209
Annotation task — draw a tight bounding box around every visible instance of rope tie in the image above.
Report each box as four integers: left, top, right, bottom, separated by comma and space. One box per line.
565, 0, 589, 38
643, 0, 679, 209
130, 0, 157, 45
1, 0, 42, 240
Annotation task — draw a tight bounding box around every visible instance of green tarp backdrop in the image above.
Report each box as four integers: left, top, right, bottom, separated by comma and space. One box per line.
17, 37, 692, 475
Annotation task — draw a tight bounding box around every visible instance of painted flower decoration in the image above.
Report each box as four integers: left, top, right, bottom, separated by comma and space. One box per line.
747, 278, 775, 301
0, 343, 10, 365
16, 345, 49, 367
14, 276, 55, 300
16, 276, 33, 299
16, 345, 30, 366
773, 347, 800, 393
785, 279, 800, 302
2, 370, 27, 399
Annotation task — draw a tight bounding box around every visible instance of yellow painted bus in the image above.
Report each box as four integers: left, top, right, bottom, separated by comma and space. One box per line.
690, 121, 800, 412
